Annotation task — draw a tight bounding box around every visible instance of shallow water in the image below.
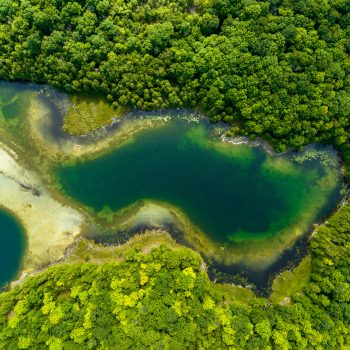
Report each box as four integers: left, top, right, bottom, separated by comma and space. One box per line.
0, 83, 29, 286
58, 119, 342, 248
0, 81, 33, 131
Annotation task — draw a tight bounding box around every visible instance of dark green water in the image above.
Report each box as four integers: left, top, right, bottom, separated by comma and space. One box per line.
58, 119, 341, 245
0, 210, 25, 287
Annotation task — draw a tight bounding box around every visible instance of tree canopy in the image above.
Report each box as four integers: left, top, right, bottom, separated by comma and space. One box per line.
1, 200, 350, 350
1, 0, 350, 348
0, 0, 349, 150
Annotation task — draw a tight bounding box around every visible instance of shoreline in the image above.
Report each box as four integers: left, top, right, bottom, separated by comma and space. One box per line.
83, 192, 340, 293
26, 92, 345, 292
0, 80, 346, 296
29, 91, 204, 161
0, 143, 85, 276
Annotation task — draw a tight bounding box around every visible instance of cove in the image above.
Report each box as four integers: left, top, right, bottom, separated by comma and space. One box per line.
57, 118, 342, 277
0, 209, 25, 287
0, 82, 85, 275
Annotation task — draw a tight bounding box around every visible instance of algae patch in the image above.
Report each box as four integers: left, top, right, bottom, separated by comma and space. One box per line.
63, 95, 127, 135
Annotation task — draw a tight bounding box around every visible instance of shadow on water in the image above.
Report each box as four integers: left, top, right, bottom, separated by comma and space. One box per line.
208, 234, 311, 296
87, 222, 313, 296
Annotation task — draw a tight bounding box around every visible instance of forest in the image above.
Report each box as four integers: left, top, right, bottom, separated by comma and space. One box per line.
1, 202, 350, 349
0, 0, 349, 150
0, 0, 350, 348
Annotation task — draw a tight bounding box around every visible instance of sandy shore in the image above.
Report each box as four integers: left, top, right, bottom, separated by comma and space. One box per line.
0, 143, 85, 270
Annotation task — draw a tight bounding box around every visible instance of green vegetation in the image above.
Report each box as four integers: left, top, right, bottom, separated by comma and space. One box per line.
63, 95, 127, 135
270, 256, 312, 305
0, 84, 27, 129
0, 0, 350, 348
66, 232, 181, 265
0, 0, 349, 150
2, 201, 350, 349
210, 283, 256, 306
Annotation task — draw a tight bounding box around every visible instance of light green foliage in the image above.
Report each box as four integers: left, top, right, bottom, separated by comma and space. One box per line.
17, 337, 31, 349
210, 283, 255, 306
63, 95, 126, 135
270, 256, 312, 305
0, 246, 256, 349
0, 218, 350, 349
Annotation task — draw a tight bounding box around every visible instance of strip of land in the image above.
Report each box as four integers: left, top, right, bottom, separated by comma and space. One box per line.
0, 144, 85, 270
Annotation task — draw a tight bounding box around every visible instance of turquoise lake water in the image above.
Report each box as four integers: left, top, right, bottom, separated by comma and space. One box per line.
58, 119, 342, 246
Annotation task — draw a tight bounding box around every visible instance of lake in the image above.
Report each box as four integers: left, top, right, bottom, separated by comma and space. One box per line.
0, 80, 344, 288
57, 118, 342, 273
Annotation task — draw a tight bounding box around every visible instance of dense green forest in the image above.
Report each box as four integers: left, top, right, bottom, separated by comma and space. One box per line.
1, 0, 350, 348
0, 0, 350, 150
1, 202, 350, 349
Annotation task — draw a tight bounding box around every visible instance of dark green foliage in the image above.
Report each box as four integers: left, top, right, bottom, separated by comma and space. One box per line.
0, 0, 349, 149
1, 1, 350, 348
